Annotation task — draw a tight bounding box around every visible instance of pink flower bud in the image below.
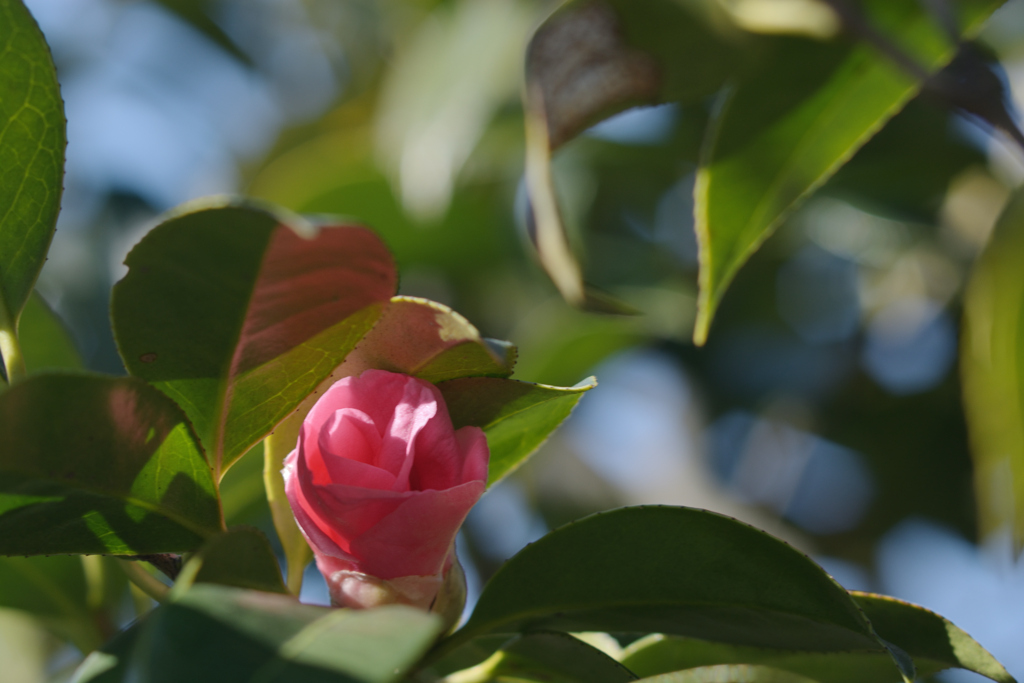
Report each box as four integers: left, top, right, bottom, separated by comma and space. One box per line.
282, 369, 487, 621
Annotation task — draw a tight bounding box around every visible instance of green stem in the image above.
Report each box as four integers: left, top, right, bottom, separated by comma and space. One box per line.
265, 434, 311, 595
119, 559, 169, 603
80, 555, 106, 610
0, 299, 26, 385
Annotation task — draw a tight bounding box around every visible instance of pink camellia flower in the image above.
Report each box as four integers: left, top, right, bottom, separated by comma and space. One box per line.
282, 369, 488, 620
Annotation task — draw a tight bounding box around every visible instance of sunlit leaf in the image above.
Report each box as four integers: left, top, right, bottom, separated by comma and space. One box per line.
852, 592, 1016, 683
693, 0, 1005, 343
18, 292, 83, 374
0, 374, 222, 555
446, 506, 907, 680
338, 297, 516, 383
376, 0, 535, 220
0, 0, 65, 377
962, 188, 1024, 547
126, 584, 442, 683
439, 375, 596, 486
112, 198, 397, 478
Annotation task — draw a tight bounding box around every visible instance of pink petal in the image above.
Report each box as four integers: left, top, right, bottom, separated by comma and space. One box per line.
406, 382, 471, 490
304, 370, 407, 442
378, 379, 438, 488
283, 449, 353, 563
347, 480, 485, 579
316, 408, 398, 490
454, 426, 490, 483
308, 481, 412, 546
319, 409, 381, 465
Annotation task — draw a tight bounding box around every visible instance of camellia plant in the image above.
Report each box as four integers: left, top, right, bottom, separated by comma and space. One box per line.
0, 1, 1021, 682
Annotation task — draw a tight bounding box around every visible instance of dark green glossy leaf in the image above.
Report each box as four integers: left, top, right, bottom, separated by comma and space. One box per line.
438, 375, 596, 486
180, 526, 287, 595
263, 295, 514, 592
615, 594, 1016, 683
852, 592, 1016, 683
128, 584, 442, 683
0, 0, 65, 330
620, 635, 906, 683
112, 199, 397, 478
448, 507, 902, 670
220, 441, 270, 526
479, 632, 638, 683
962, 188, 1024, 547
425, 634, 512, 678
19, 291, 83, 374
0, 555, 103, 652
693, 0, 1005, 343
0, 374, 222, 555
635, 666, 819, 683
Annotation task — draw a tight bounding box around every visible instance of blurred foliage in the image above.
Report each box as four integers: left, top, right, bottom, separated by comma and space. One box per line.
10, 0, 1024, 675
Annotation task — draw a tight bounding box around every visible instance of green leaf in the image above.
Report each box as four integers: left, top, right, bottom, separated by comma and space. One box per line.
852, 592, 1017, 683
621, 635, 909, 683
0, 555, 104, 652
472, 632, 639, 683
526, 0, 741, 150
19, 291, 83, 374
0, 374, 222, 555
692, 0, 1006, 343
127, 584, 442, 683
263, 295, 514, 592
447, 507, 905, 674
177, 526, 288, 595
962, 188, 1024, 547
521, 0, 741, 311
0, 0, 65, 331
220, 441, 270, 526
375, 0, 535, 221
635, 666, 820, 683
339, 296, 516, 383
111, 198, 397, 478
438, 375, 596, 486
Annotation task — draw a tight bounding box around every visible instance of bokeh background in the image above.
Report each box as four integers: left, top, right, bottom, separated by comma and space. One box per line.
7, 0, 1024, 680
